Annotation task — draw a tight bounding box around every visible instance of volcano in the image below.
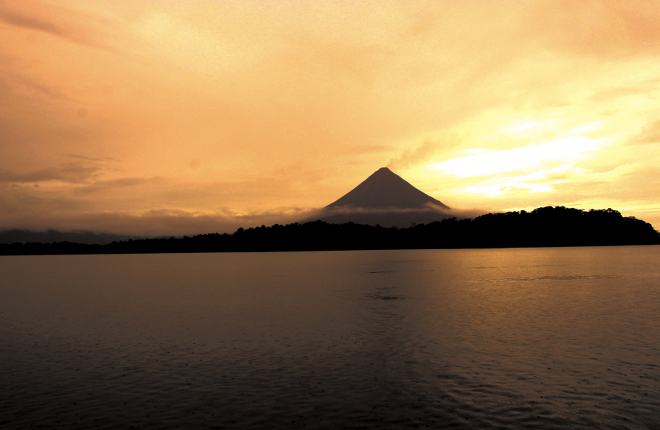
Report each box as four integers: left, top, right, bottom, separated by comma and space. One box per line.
326, 167, 449, 210
307, 167, 452, 227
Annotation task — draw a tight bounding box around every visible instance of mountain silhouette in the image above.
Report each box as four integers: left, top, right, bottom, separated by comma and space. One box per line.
326, 167, 449, 210
306, 167, 452, 227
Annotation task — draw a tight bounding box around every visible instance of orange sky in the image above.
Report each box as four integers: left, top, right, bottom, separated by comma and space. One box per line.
1, 0, 660, 235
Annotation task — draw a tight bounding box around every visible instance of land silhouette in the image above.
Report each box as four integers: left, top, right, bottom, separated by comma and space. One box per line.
2, 168, 659, 255
0, 229, 134, 245
1, 206, 658, 255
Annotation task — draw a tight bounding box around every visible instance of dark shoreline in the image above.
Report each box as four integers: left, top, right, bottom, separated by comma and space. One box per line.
2, 206, 659, 256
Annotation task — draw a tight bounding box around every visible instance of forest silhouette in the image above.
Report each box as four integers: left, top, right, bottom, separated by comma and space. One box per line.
1, 206, 658, 256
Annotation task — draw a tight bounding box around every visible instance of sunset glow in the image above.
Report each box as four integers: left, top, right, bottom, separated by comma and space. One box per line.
1, 0, 660, 235
427, 137, 600, 178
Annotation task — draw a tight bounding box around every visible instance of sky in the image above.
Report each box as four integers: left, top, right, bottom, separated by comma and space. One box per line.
1, 0, 660, 236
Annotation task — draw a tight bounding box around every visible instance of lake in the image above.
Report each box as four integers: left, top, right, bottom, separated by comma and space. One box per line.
1, 246, 659, 429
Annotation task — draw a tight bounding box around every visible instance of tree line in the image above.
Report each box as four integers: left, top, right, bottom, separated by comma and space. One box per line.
1, 206, 658, 256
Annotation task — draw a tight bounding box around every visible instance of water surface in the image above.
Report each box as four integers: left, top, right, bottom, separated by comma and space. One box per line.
1, 246, 659, 429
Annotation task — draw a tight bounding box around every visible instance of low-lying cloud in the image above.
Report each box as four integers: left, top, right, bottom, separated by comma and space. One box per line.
0, 208, 324, 237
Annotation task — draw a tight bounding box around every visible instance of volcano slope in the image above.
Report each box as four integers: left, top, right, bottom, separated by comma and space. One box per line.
310, 167, 452, 227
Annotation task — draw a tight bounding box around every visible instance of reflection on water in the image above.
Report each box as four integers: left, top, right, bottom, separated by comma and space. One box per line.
1, 247, 659, 429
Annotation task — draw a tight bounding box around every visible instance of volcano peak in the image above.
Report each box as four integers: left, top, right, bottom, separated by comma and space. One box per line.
325, 167, 449, 210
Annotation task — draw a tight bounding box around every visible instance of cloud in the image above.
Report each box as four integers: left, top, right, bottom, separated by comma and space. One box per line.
343, 145, 391, 155
66, 153, 114, 162
428, 137, 600, 178
0, 0, 119, 51
0, 161, 103, 184
305, 202, 490, 228
630, 119, 660, 145
588, 82, 659, 102
320, 203, 447, 216
279, 35, 390, 87
525, 0, 660, 58
314, 202, 484, 220
0, 70, 73, 102
73, 177, 164, 195
1, 0, 660, 236
388, 138, 457, 171
0, 206, 323, 237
